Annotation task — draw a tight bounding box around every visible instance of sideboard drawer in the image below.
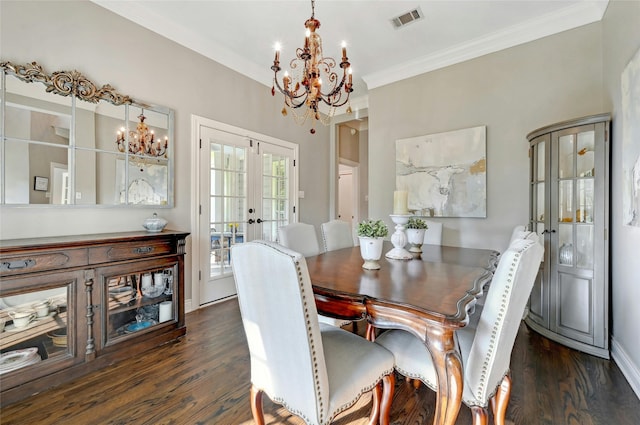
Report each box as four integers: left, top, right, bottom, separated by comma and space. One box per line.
0, 249, 88, 277
89, 240, 174, 263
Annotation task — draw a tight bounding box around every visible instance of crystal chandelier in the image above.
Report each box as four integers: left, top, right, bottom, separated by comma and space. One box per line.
271, 0, 353, 134
116, 111, 168, 170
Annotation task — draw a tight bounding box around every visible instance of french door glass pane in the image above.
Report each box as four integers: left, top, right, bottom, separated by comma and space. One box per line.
261, 152, 289, 241
210, 143, 247, 277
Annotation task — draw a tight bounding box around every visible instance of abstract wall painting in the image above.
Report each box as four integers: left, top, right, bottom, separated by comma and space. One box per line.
396, 126, 486, 218
622, 47, 640, 227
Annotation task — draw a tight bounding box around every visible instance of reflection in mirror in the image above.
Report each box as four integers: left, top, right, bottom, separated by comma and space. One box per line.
0, 61, 174, 207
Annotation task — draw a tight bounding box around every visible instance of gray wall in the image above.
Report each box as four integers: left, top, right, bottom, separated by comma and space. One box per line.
368, 22, 604, 251
0, 0, 331, 300
602, 0, 640, 397
366, 0, 639, 397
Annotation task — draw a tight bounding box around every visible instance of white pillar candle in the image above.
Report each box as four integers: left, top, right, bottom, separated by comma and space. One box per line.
159, 301, 172, 323
393, 190, 408, 215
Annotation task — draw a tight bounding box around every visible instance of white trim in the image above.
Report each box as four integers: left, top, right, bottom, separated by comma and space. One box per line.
190, 115, 299, 310
363, 1, 609, 90
611, 337, 640, 400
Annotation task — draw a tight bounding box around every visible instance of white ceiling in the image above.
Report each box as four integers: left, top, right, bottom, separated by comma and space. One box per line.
92, 0, 609, 110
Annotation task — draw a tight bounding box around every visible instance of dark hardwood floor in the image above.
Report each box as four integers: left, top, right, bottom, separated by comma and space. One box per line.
1, 298, 638, 425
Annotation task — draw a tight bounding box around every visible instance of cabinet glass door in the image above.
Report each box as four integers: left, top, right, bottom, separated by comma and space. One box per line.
102, 261, 177, 346
1, 277, 73, 378
551, 124, 598, 344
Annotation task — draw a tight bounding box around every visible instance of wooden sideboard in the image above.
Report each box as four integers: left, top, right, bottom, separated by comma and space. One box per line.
0, 231, 189, 406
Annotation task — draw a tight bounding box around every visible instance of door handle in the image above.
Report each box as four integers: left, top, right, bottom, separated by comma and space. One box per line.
247, 219, 255, 224
257, 218, 263, 224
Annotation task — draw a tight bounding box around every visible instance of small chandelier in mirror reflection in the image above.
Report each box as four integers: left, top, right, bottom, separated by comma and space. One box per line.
116, 112, 168, 170
271, 0, 353, 134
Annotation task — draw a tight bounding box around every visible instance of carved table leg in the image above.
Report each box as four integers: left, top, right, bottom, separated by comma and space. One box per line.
425, 326, 463, 425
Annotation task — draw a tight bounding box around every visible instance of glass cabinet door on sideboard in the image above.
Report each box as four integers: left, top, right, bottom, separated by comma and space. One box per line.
98, 258, 178, 348
526, 114, 610, 359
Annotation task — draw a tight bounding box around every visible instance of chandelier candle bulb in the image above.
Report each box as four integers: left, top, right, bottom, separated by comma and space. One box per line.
393, 190, 409, 215
341, 42, 347, 61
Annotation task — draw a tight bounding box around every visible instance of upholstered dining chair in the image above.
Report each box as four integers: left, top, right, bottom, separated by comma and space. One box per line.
376, 236, 543, 425
509, 225, 527, 245
278, 222, 352, 328
321, 219, 354, 251
231, 240, 395, 425
422, 220, 443, 245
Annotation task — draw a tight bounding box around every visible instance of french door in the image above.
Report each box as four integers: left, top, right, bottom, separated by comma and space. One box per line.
197, 121, 297, 305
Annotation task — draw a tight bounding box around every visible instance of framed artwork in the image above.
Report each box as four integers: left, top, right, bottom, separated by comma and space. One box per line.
396, 126, 487, 218
34, 176, 48, 191
622, 47, 640, 227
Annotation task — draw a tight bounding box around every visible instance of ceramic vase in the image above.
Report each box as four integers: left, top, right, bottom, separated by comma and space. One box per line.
359, 237, 384, 270
407, 228, 426, 253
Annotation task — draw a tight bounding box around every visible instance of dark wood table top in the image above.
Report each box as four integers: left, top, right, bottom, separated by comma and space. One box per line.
306, 242, 496, 325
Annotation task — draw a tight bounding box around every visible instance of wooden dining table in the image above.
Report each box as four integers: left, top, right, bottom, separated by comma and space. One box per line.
305, 242, 498, 425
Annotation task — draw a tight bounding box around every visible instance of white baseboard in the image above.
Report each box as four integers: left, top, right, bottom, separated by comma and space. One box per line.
185, 298, 194, 313
611, 337, 640, 400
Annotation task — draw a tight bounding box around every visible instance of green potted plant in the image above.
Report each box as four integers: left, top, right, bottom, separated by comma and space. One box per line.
357, 219, 389, 269
406, 217, 428, 253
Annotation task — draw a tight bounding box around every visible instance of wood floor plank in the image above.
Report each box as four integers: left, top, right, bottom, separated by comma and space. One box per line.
1, 298, 638, 425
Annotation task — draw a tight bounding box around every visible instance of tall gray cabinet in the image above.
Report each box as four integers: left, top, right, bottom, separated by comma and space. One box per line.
525, 114, 610, 359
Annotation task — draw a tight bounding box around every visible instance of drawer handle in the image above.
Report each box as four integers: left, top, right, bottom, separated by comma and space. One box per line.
133, 246, 153, 254
1, 259, 36, 271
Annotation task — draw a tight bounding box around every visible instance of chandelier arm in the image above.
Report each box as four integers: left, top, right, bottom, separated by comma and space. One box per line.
272, 72, 309, 107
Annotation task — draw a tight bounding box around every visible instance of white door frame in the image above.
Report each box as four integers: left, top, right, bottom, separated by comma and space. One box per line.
190, 115, 299, 311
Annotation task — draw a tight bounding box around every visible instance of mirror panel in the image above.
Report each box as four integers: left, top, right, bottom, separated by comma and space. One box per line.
0, 61, 174, 207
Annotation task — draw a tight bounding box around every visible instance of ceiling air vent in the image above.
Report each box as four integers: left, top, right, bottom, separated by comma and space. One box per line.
391, 7, 423, 29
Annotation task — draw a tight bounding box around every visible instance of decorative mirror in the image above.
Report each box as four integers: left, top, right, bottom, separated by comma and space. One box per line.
0, 61, 174, 207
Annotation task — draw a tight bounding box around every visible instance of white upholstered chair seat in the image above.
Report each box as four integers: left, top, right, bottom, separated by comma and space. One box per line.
279, 222, 352, 328
231, 241, 395, 425
376, 237, 544, 424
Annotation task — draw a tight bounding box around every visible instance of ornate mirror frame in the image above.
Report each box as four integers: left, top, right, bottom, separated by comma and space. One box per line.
0, 61, 174, 207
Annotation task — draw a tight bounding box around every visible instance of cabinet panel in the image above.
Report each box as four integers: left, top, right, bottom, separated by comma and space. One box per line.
525, 114, 609, 359
0, 230, 188, 406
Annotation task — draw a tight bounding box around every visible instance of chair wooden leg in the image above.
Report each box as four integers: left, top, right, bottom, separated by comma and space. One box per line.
491, 374, 512, 425
250, 385, 265, 425
470, 406, 489, 425
366, 323, 375, 341
380, 373, 395, 425
367, 382, 381, 425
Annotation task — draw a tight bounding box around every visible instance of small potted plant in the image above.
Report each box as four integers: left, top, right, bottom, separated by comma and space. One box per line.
357, 219, 389, 269
406, 217, 428, 253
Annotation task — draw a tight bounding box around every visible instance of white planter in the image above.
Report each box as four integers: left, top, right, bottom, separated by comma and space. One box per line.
359, 237, 384, 269
406, 228, 426, 253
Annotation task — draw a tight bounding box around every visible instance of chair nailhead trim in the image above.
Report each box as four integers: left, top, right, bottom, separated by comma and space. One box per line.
469, 240, 534, 404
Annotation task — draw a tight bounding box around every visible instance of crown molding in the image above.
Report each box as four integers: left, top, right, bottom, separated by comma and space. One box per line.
362, 1, 609, 90
91, 1, 268, 87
